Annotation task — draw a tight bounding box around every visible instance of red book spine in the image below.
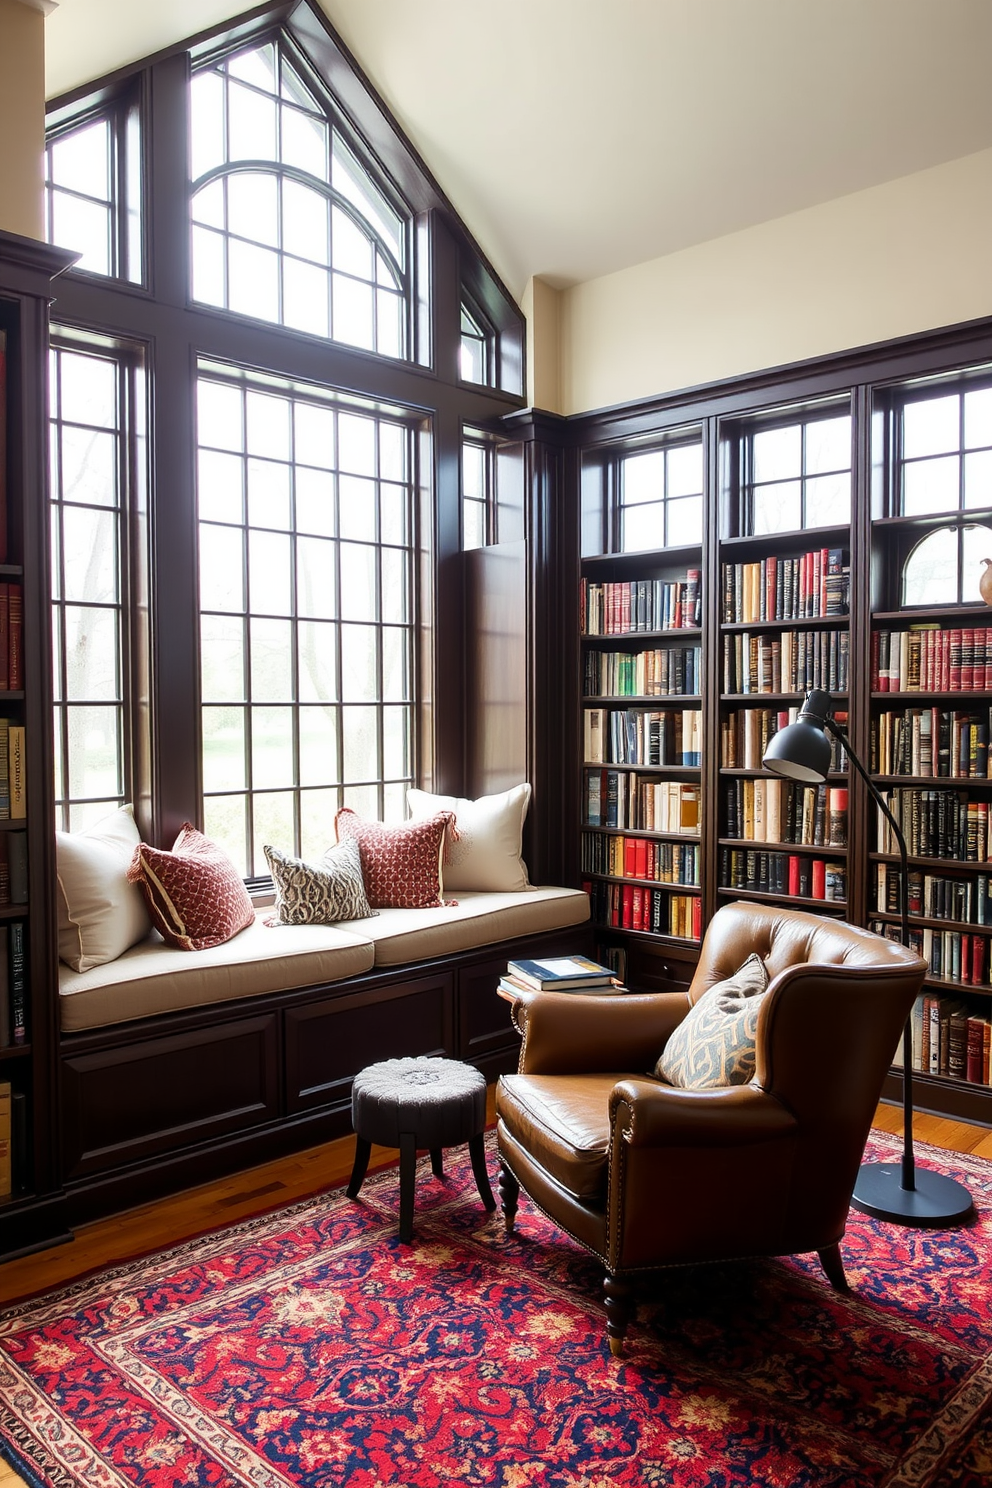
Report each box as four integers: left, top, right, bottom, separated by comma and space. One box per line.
634, 836, 649, 880
871, 630, 880, 691
6, 582, 19, 692
788, 854, 800, 896
621, 883, 634, 929
941, 630, 950, 691
623, 837, 636, 877
692, 895, 702, 940
966, 1017, 985, 1082
985, 628, 992, 690
0, 583, 8, 693
811, 858, 826, 899
631, 884, 643, 931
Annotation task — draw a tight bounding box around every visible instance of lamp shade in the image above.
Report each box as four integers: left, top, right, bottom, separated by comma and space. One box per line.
763, 717, 832, 783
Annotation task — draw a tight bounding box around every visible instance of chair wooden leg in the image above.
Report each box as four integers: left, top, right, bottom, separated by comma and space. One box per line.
818, 1241, 850, 1293
398, 1132, 417, 1243
604, 1273, 635, 1357
469, 1133, 496, 1211
430, 1148, 444, 1179
499, 1162, 519, 1233
346, 1135, 372, 1199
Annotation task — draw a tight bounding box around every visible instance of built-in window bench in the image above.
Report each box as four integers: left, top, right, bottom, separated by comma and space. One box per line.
57, 887, 591, 1227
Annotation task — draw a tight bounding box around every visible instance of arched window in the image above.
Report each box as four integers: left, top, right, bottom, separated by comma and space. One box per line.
189, 40, 409, 357
902, 522, 992, 606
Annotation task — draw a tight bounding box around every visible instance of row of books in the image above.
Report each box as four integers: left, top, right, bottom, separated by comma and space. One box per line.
876, 789, 992, 862
872, 625, 992, 693
0, 1081, 28, 1198
0, 922, 27, 1048
583, 708, 703, 767
721, 628, 849, 695
721, 705, 848, 772
723, 779, 848, 846
722, 850, 847, 901
580, 831, 700, 886
0, 584, 23, 692
872, 708, 992, 780
0, 721, 25, 821
583, 645, 701, 699
581, 572, 702, 636
875, 865, 992, 925
874, 920, 992, 994
890, 994, 992, 1084
720, 548, 849, 624
585, 771, 701, 833
586, 879, 702, 940
0, 830, 27, 906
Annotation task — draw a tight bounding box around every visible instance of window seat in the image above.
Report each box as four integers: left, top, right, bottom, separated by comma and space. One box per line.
59, 886, 590, 1033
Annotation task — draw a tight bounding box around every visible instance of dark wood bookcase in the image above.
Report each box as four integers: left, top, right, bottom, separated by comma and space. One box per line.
0, 229, 74, 1257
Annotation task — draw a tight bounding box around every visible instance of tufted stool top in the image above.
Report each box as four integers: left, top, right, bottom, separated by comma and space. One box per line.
351, 1056, 487, 1151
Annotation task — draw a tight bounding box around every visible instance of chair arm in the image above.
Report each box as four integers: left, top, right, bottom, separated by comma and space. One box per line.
514, 990, 690, 1075
609, 1078, 798, 1147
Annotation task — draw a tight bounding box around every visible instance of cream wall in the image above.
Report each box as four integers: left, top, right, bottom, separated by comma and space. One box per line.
557, 146, 992, 417
0, 0, 47, 239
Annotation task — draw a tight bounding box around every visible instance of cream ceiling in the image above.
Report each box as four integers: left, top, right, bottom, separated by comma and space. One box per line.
43, 0, 992, 302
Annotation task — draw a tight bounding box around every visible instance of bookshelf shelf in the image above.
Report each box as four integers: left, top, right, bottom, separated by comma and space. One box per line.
718, 837, 848, 854
716, 885, 847, 912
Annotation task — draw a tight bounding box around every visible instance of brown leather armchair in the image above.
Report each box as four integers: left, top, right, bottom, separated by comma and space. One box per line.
495, 901, 927, 1355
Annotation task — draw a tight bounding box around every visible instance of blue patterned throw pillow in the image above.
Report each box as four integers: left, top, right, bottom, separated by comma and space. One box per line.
264, 838, 376, 925
655, 952, 769, 1088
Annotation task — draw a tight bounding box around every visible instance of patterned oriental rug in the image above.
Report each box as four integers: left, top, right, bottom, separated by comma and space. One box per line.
1, 1132, 991, 1488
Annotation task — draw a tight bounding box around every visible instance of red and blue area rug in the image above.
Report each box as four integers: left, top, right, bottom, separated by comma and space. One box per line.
0, 1131, 991, 1488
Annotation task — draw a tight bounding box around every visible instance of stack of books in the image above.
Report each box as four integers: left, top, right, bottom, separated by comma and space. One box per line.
498, 954, 627, 997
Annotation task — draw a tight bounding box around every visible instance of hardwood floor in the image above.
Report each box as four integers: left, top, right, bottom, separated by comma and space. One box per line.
0, 1097, 987, 1487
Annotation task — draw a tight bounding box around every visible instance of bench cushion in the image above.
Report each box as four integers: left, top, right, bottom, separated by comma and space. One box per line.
59, 913, 375, 1032
341, 886, 590, 966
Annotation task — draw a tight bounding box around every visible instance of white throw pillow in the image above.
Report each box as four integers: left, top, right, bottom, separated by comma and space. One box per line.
56, 804, 152, 971
406, 783, 532, 892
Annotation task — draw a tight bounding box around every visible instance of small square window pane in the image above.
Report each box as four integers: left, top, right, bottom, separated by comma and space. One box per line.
249, 530, 292, 615
198, 450, 244, 524
342, 705, 379, 782
199, 523, 245, 612
667, 444, 702, 497
461, 336, 485, 383
382, 627, 409, 701
902, 526, 957, 606
805, 472, 851, 527
332, 206, 373, 280
339, 475, 377, 541
252, 706, 294, 790
338, 413, 376, 475
298, 621, 338, 702
229, 239, 280, 323
63, 507, 118, 603
281, 105, 328, 177
381, 549, 409, 624
202, 705, 246, 790
297, 536, 337, 618
247, 458, 291, 529
753, 426, 801, 484
61, 427, 117, 507
965, 388, 992, 450
228, 172, 279, 248
53, 710, 64, 796
463, 444, 484, 501
299, 788, 341, 859
383, 783, 407, 823
246, 392, 291, 461
333, 273, 375, 351
623, 451, 665, 506
295, 467, 336, 537
198, 381, 244, 452
903, 455, 959, 516
52, 611, 63, 701
59, 353, 117, 429
805, 415, 851, 475
380, 485, 408, 546
283, 180, 329, 263
463, 500, 485, 550
752, 480, 801, 535
621, 500, 664, 553
50, 514, 62, 601
190, 72, 226, 180
50, 120, 110, 198
340, 543, 377, 621
65, 605, 119, 700
382, 705, 410, 778
379, 423, 406, 482
965, 450, 992, 510
203, 794, 248, 875
376, 289, 403, 358
52, 192, 112, 276
251, 617, 294, 701
666, 494, 702, 546
284, 259, 330, 338
67, 704, 122, 799
295, 404, 335, 469
200, 615, 246, 703
341, 624, 377, 701
228, 80, 277, 162
904, 395, 959, 459
252, 790, 296, 876
343, 782, 378, 817
299, 707, 340, 788
191, 225, 226, 307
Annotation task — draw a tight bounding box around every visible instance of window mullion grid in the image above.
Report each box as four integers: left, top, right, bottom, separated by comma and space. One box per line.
240, 388, 255, 874
289, 411, 302, 857
333, 414, 344, 816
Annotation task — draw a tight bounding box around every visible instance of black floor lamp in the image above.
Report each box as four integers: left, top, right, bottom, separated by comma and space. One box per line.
763, 689, 973, 1226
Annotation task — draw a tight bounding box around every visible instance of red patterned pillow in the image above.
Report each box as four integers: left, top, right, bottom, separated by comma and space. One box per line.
335, 808, 457, 909
126, 823, 255, 951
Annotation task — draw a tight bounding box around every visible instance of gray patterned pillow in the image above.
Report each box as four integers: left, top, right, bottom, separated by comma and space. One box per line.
655, 952, 769, 1089
264, 838, 376, 925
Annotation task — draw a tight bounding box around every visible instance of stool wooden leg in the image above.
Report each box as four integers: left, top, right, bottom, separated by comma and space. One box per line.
430, 1148, 444, 1179
398, 1131, 417, 1243
499, 1161, 519, 1232
469, 1134, 496, 1211
347, 1135, 372, 1199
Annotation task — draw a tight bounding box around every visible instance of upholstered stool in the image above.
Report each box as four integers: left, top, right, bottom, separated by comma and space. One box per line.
348, 1056, 496, 1242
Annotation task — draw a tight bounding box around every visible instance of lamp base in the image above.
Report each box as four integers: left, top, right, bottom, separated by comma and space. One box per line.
850, 1160, 973, 1227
